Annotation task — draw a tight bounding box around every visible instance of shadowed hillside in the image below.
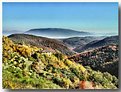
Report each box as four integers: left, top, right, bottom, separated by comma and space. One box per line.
69, 44, 119, 77
60, 36, 105, 49
8, 34, 75, 56
74, 36, 118, 52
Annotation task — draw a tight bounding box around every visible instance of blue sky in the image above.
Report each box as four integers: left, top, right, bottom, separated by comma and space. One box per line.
3, 2, 118, 34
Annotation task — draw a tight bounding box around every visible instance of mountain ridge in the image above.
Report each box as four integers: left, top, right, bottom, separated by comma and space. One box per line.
8, 34, 75, 56
74, 35, 118, 52
60, 36, 105, 49
25, 28, 92, 38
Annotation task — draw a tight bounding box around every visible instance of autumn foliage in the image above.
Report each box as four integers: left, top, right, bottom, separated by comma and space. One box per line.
2, 36, 118, 89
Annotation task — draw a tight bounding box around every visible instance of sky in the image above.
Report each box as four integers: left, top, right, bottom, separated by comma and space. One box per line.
3, 2, 118, 35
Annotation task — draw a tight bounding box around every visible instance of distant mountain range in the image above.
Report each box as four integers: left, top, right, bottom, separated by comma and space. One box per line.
74, 36, 119, 52
8, 34, 75, 56
25, 28, 92, 38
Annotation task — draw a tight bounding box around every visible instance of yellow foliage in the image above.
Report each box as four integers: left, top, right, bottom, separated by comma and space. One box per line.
79, 65, 86, 73
62, 78, 72, 89
64, 59, 73, 66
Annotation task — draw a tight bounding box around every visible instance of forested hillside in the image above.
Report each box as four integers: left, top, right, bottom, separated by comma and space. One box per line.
69, 44, 119, 77
2, 36, 118, 89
